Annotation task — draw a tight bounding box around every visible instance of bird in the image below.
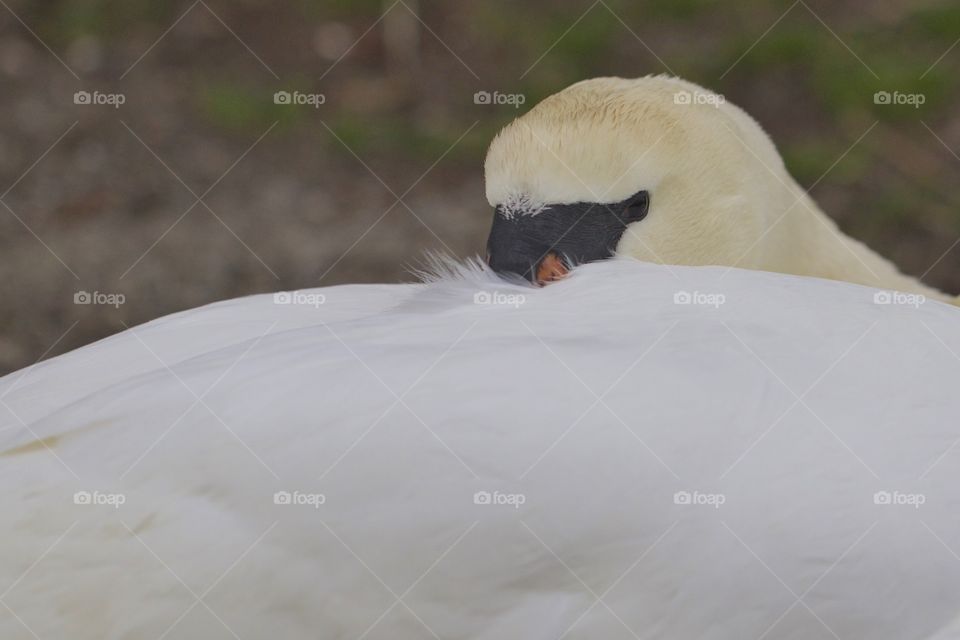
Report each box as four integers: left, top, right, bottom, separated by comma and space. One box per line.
484, 75, 957, 305
2, 256, 960, 639
3, 75, 960, 640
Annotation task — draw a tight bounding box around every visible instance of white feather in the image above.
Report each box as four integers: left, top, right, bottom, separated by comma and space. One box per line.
2, 260, 959, 639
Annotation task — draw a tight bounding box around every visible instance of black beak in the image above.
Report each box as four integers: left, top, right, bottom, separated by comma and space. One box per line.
485, 190, 650, 285
486, 214, 568, 284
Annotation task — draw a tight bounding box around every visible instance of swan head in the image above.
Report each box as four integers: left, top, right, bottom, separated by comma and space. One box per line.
483, 75, 791, 285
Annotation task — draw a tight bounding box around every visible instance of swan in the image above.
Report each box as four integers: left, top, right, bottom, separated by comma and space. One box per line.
3, 75, 960, 639
1, 258, 959, 639
484, 75, 957, 305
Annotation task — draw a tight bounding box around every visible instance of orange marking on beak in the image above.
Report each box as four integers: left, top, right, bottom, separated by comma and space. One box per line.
535, 253, 568, 286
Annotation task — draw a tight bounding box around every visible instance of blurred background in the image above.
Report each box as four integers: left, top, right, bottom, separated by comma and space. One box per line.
0, 0, 958, 374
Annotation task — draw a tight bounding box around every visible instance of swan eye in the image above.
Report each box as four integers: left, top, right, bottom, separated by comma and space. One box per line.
621, 190, 649, 223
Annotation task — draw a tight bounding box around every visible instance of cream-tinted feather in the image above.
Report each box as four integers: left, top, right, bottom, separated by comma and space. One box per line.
485, 75, 956, 303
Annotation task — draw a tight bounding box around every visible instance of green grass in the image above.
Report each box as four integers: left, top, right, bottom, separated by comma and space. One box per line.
32, 0, 174, 43
910, 4, 960, 42
324, 113, 488, 162
297, 0, 387, 19
198, 83, 303, 133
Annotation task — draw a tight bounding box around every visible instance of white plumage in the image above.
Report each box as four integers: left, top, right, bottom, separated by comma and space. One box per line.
2, 259, 959, 639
